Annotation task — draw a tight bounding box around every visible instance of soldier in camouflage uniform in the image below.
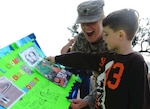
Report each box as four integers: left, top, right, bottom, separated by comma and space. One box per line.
46, 0, 108, 108
72, 0, 108, 108
73, 32, 108, 99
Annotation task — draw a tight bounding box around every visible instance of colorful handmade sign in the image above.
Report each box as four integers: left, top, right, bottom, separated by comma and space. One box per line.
0, 33, 81, 109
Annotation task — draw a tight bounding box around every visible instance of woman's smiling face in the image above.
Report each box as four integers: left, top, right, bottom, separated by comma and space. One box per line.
81, 19, 103, 43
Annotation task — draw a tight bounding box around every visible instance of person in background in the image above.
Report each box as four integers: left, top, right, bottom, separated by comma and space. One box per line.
46, 8, 150, 109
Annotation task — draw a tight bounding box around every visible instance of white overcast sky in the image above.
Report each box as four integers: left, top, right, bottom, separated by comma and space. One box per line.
0, 0, 150, 56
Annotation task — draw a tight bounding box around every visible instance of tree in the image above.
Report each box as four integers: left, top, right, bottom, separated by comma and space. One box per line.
132, 18, 150, 56
67, 24, 79, 37
132, 18, 150, 72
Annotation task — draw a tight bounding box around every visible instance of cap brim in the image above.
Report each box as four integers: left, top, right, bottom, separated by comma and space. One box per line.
76, 14, 102, 24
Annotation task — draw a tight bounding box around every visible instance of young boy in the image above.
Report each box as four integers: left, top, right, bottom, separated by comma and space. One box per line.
46, 9, 150, 109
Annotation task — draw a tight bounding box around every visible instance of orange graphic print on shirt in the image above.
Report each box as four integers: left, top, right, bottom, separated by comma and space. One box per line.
106, 62, 124, 90
96, 60, 114, 109
95, 60, 125, 109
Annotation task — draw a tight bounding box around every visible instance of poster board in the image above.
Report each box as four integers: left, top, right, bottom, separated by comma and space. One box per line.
0, 33, 81, 109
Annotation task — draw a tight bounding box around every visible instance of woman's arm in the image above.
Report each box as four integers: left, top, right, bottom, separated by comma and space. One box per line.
60, 39, 75, 54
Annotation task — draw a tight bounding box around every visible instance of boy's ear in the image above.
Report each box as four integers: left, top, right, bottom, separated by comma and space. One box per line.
119, 30, 126, 40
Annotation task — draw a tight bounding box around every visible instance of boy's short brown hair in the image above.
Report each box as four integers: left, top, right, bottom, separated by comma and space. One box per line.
102, 9, 139, 40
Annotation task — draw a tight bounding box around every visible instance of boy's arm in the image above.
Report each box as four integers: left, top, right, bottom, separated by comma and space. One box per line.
128, 61, 150, 109
54, 52, 103, 71
45, 51, 114, 72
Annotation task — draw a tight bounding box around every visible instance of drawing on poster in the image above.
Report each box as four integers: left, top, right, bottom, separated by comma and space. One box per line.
19, 46, 42, 67
0, 76, 25, 109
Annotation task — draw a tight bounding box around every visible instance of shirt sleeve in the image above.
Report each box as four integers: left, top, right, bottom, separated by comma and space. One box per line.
55, 52, 106, 72
83, 88, 96, 108
128, 60, 150, 109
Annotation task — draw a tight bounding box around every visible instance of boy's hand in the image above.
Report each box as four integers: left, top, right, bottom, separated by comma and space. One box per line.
44, 56, 55, 64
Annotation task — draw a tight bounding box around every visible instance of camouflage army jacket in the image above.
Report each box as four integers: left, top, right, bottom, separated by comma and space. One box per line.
73, 32, 108, 53
73, 32, 109, 109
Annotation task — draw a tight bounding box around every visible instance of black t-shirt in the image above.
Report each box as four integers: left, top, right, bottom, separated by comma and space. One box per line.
55, 51, 150, 109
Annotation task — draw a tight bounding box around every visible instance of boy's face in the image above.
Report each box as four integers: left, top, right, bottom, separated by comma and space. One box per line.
103, 26, 120, 51
81, 19, 103, 43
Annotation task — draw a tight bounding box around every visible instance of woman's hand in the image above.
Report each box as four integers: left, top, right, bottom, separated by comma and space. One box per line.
70, 99, 88, 109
